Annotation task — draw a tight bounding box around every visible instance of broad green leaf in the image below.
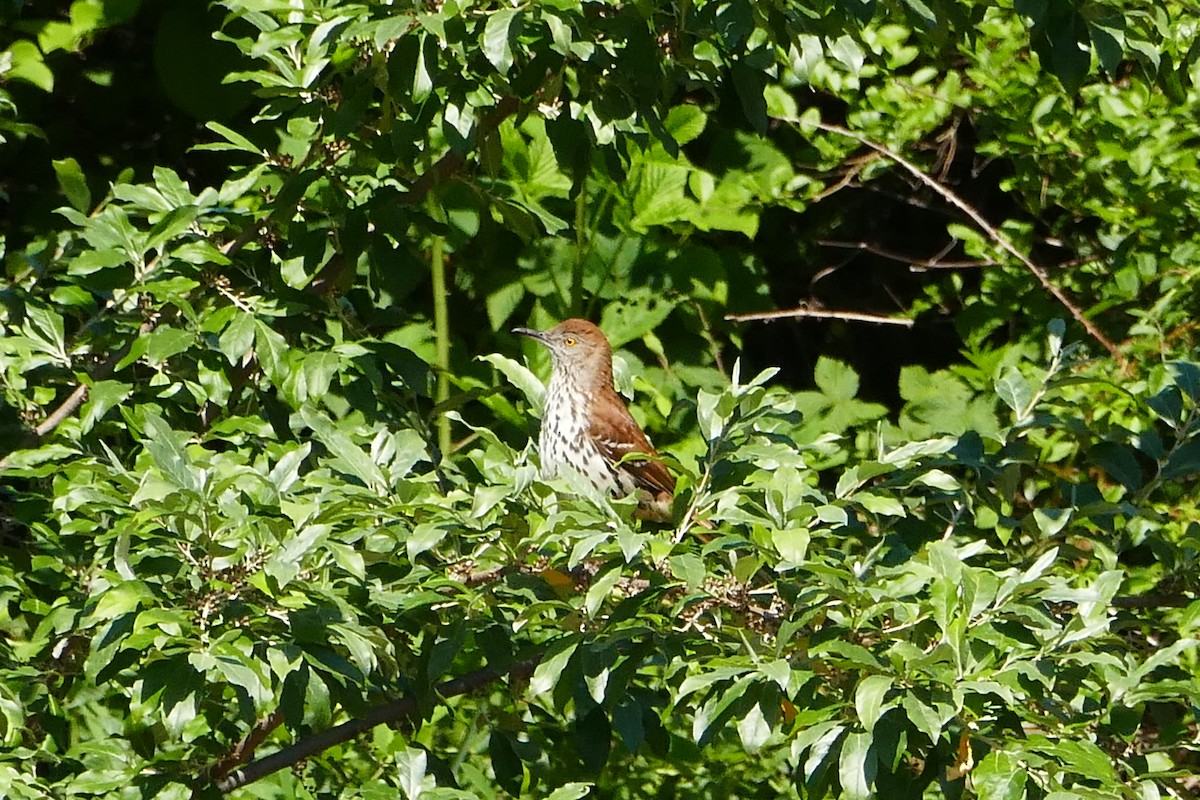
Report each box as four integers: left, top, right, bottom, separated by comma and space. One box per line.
973, 751, 1026, 800
481, 352, 545, 412
219, 312, 257, 363
483, 8, 520, 74
813, 357, 860, 400
141, 413, 200, 493
395, 748, 428, 800
736, 701, 771, 752
664, 105, 707, 145
995, 366, 1033, 417
545, 784, 593, 800
584, 568, 622, 619
531, 641, 577, 697
901, 693, 944, 741
854, 675, 892, 732
52, 157, 91, 211
838, 731, 875, 800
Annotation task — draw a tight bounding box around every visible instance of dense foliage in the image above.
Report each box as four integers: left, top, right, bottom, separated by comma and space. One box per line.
2, 0, 1200, 797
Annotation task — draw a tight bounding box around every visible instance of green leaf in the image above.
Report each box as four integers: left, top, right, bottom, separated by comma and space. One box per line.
600, 289, 676, 349
730, 61, 767, 134
52, 157, 91, 211
1089, 442, 1143, 491
630, 162, 695, 231
736, 701, 771, 752
219, 311, 257, 363
146, 205, 200, 253
143, 326, 195, 364
483, 9, 520, 74
575, 705, 612, 773
141, 413, 199, 493
664, 105, 707, 145
481, 352, 545, 413
7, 40, 54, 91
80, 380, 132, 434
669, 553, 704, 590
395, 747, 428, 800
771, 527, 809, 565
973, 751, 1026, 800
900, 693, 944, 741
584, 568, 622, 619
297, 408, 388, 492
545, 783, 593, 800
204, 121, 262, 154
531, 640, 577, 696
854, 675, 892, 733
901, 0, 937, 28
853, 492, 906, 517
838, 731, 875, 800
995, 366, 1033, 416
407, 522, 448, 561
813, 357, 860, 400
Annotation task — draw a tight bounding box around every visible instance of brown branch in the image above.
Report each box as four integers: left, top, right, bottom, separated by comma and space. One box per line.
817, 239, 999, 270
811, 121, 1126, 367
810, 152, 879, 202
1111, 594, 1193, 609
211, 658, 541, 794
726, 307, 915, 327
208, 710, 286, 782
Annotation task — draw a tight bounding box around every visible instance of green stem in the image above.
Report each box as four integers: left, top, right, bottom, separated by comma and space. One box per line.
570, 177, 587, 317
431, 236, 451, 460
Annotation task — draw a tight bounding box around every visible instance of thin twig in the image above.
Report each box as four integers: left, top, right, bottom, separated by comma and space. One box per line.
725, 307, 915, 327
810, 152, 879, 202
693, 301, 727, 377
811, 121, 1125, 366
211, 658, 540, 793
818, 239, 999, 269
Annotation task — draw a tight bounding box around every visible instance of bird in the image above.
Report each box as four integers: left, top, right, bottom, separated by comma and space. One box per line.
513, 318, 677, 521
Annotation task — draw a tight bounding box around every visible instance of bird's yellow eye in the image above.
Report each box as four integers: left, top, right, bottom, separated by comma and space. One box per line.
564, 337, 576, 347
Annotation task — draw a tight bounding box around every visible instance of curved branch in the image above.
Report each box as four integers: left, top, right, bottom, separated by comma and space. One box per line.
812, 122, 1126, 367
210, 658, 540, 794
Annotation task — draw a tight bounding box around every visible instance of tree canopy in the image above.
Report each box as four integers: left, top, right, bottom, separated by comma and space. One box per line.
2, 0, 1200, 797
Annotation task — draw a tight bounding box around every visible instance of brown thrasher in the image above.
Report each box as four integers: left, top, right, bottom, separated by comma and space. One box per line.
514, 318, 676, 521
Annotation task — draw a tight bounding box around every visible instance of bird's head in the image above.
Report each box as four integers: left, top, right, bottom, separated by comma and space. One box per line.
513, 318, 613, 377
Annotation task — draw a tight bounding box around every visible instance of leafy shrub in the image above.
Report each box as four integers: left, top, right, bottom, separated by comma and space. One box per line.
2, 0, 1199, 797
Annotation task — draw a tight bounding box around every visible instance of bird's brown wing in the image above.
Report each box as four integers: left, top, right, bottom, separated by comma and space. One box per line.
587, 393, 677, 498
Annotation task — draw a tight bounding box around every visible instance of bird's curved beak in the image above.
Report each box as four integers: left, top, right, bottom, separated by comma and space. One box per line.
512, 327, 548, 343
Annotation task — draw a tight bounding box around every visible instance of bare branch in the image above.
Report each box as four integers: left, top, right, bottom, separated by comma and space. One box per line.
810, 152, 879, 202
817, 239, 999, 270
726, 307, 915, 327
811, 121, 1126, 366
